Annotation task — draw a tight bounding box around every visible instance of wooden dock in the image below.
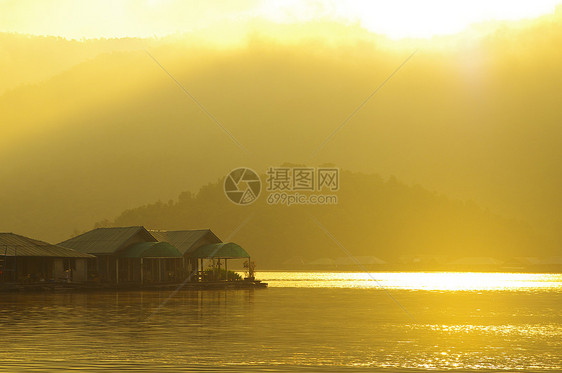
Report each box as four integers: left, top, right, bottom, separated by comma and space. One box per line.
0, 280, 268, 292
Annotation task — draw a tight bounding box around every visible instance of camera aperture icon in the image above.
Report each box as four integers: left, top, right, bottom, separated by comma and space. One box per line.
224, 168, 261, 205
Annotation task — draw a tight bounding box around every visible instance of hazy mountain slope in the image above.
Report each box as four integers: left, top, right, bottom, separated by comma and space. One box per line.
0, 12, 561, 247
0, 33, 153, 94
96, 169, 547, 267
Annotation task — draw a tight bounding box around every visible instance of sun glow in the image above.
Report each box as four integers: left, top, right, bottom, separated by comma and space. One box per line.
305, 0, 562, 39
0, 0, 560, 40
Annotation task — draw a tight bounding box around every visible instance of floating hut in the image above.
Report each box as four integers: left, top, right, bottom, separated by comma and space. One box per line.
58, 226, 261, 287
190, 242, 251, 281
59, 226, 183, 284
58, 226, 184, 284
149, 229, 221, 276
149, 230, 253, 281
447, 256, 504, 272
0, 232, 94, 284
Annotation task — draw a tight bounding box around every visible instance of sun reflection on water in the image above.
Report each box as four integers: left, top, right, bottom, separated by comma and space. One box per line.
258, 271, 562, 291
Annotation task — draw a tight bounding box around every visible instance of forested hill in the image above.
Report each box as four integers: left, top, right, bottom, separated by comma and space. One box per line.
94, 169, 548, 268
2, 12, 562, 245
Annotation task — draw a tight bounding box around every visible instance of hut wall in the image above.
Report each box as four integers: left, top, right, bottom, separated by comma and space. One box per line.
53, 259, 65, 281
18, 257, 49, 281
116, 258, 143, 283
74, 259, 88, 282
95, 255, 116, 283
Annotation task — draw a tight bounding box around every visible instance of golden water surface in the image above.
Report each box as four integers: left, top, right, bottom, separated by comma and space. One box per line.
0, 272, 560, 372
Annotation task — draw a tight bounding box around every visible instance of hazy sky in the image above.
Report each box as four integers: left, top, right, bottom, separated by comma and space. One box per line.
1, 0, 562, 39
1, 0, 562, 250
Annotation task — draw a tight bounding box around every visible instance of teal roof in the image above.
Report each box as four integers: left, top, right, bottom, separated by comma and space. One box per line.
188, 242, 250, 259
118, 242, 182, 258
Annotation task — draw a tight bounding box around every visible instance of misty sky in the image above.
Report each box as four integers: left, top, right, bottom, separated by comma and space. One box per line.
1, 0, 562, 39
1, 2, 562, 254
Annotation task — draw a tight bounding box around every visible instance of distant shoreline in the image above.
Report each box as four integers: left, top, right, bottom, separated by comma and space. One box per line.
252, 268, 562, 274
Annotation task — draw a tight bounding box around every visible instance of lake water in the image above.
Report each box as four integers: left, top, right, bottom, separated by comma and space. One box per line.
1, 272, 561, 372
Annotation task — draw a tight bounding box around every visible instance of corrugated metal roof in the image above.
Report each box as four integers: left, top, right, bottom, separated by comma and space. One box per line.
334, 256, 387, 265
309, 258, 335, 266
449, 257, 504, 265
510, 257, 543, 265
0, 233, 94, 258
118, 242, 183, 258
58, 226, 156, 254
544, 256, 562, 264
149, 229, 221, 254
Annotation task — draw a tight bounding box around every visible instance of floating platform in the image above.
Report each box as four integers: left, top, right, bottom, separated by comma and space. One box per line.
0, 280, 268, 292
